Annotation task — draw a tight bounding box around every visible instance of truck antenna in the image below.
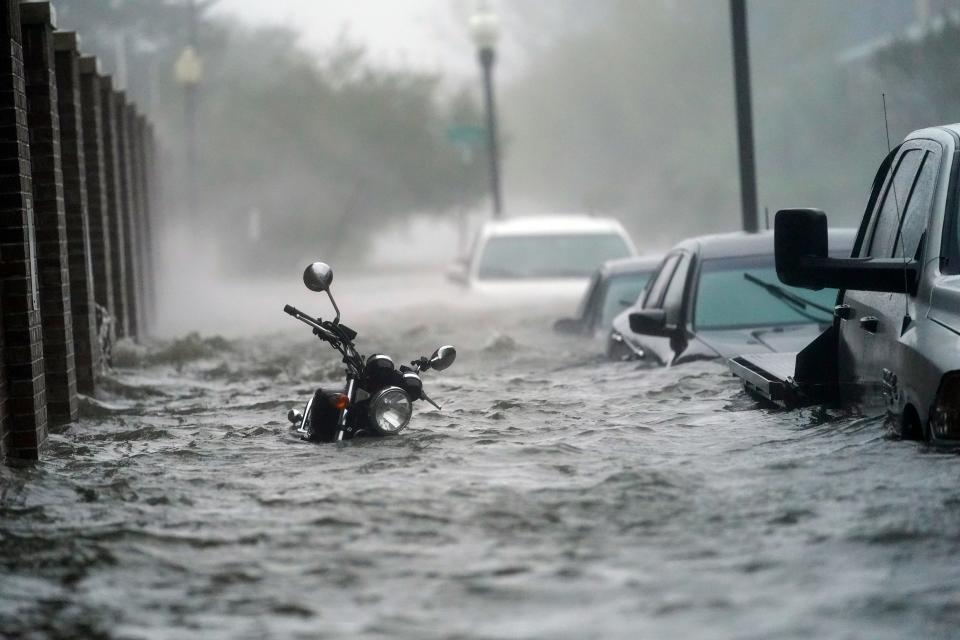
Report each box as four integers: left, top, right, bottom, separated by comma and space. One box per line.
882, 93, 893, 153
882, 93, 911, 320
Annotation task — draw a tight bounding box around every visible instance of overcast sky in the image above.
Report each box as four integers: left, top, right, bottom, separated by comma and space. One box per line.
211, 0, 480, 77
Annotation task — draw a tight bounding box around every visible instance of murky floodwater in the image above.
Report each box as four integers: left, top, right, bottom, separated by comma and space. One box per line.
2, 273, 960, 640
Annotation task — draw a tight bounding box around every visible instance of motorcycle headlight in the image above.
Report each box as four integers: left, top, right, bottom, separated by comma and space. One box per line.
368, 386, 412, 435
930, 373, 960, 440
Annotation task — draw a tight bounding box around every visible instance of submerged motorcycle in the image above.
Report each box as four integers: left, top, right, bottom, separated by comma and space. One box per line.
284, 261, 456, 442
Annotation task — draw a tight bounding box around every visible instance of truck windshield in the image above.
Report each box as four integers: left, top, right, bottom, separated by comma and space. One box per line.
694, 256, 837, 330
477, 234, 632, 279
598, 271, 654, 328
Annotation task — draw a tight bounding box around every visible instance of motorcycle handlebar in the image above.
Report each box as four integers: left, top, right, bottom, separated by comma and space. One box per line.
283, 303, 344, 346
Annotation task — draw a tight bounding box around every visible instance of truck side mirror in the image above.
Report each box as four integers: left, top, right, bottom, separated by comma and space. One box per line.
775, 208, 920, 295
775, 209, 828, 286
629, 309, 673, 337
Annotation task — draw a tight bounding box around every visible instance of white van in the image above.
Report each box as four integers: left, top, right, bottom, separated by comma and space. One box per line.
449, 215, 637, 302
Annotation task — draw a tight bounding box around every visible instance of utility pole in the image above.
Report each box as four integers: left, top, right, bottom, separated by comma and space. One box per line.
730, 0, 759, 233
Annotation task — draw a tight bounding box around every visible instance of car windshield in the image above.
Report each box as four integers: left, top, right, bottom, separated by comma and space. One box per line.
477, 233, 632, 279
598, 271, 653, 328
694, 256, 837, 330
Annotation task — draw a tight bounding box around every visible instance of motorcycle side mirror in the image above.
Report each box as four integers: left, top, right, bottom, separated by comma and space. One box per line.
429, 345, 457, 371
303, 262, 333, 292
303, 261, 342, 324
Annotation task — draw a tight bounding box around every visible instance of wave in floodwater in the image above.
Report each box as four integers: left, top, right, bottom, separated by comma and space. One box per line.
2, 277, 960, 639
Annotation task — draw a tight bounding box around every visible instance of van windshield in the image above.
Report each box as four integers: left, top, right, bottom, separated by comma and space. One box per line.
477, 234, 632, 279
694, 256, 837, 330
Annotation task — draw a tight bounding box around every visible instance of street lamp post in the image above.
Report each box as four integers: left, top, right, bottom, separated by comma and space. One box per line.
174, 45, 201, 217
470, 1, 503, 218
174, 0, 202, 217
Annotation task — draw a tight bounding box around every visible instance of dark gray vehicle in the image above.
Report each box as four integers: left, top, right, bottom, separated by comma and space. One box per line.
730, 125, 960, 445
608, 230, 856, 364
553, 255, 661, 339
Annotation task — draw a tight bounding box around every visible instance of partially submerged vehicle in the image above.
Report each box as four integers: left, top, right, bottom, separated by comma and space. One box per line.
608, 229, 855, 364
730, 125, 960, 444
447, 215, 636, 303
553, 255, 661, 339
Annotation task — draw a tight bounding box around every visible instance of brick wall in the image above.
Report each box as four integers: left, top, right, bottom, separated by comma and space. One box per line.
114, 92, 139, 339
54, 31, 98, 394
133, 114, 152, 334
0, 0, 47, 459
78, 56, 113, 327
99, 75, 128, 339
21, 2, 78, 426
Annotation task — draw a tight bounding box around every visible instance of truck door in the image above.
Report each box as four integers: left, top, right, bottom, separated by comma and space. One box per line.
637, 251, 688, 365
837, 140, 941, 408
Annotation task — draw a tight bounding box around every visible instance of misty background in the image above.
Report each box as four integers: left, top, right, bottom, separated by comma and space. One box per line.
56, 0, 960, 330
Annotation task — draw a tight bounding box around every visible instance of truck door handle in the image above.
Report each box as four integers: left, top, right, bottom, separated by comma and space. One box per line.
859, 316, 879, 333
835, 304, 853, 320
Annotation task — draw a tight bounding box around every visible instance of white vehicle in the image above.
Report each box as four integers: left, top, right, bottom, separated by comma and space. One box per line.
448, 215, 637, 303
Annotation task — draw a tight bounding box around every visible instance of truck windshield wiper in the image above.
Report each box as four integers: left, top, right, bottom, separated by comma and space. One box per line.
742, 273, 833, 324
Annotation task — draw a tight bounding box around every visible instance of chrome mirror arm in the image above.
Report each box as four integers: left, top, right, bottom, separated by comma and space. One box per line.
326, 290, 341, 325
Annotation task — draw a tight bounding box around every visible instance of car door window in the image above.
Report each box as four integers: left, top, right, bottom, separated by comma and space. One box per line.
894, 147, 940, 260
643, 254, 680, 309
864, 149, 923, 258
662, 253, 691, 327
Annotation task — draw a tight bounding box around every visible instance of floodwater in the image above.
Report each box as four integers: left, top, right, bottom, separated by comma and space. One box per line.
2, 272, 960, 640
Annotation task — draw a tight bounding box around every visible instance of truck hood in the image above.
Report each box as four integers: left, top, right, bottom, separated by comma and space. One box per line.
696, 324, 826, 358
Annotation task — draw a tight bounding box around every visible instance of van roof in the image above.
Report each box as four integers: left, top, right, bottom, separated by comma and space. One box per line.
482, 215, 628, 236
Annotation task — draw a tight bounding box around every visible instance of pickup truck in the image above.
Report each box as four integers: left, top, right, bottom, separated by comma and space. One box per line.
729, 125, 960, 444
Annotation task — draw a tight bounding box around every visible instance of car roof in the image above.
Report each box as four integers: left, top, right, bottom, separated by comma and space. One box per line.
481, 214, 627, 236
916, 124, 960, 142
600, 255, 663, 276
671, 228, 857, 260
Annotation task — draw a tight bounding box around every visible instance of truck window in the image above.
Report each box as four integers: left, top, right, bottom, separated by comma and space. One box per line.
643, 254, 680, 309
894, 148, 940, 260
865, 149, 923, 258
661, 253, 691, 326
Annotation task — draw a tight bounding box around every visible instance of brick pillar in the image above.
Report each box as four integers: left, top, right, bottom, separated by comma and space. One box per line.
0, 310, 6, 459
21, 2, 77, 426
132, 112, 152, 335
54, 31, 97, 394
78, 56, 113, 327
114, 94, 139, 339
99, 75, 128, 338
0, 0, 47, 459
144, 121, 158, 326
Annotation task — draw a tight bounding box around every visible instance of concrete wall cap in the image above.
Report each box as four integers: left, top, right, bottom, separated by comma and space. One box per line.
20, 2, 57, 28
78, 56, 100, 75
53, 31, 79, 52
